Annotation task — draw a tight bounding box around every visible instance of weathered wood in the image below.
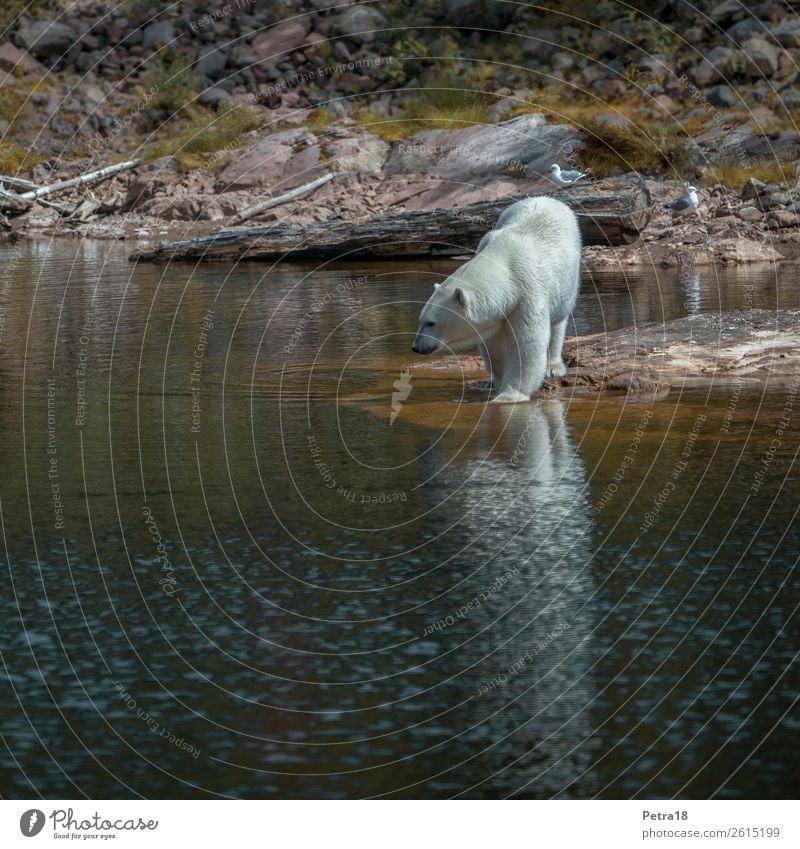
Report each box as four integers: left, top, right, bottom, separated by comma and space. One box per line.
130, 174, 651, 264
16, 159, 141, 201
229, 172, 335, 225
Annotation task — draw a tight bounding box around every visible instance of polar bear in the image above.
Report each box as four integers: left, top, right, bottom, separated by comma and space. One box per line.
411, 195, 581, 403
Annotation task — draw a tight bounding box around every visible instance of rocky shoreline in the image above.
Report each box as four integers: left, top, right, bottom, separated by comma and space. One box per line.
408, 309, 800, 398
6, 116, 799, 268
2, 2, 800, 266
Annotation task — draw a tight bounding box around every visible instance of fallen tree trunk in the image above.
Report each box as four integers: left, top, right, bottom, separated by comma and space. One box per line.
130, 174, 651, 264
229, 172, 335, 225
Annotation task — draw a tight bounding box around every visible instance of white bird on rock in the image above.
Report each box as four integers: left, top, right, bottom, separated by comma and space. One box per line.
664, 185, 699, 216
549, 163, 588, 187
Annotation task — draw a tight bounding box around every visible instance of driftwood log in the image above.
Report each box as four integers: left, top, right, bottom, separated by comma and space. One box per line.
130, 174, 651, 264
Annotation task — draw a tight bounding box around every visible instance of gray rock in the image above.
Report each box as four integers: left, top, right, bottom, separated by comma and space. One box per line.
740, 38, 779, 77
593, 112, 631, 130
726, 19, 770, 44
771, 20, 800, 48
691, 46, 734, 87
15, 20, 76, 60
442, 0, 515, 29
551, 52, 574, 72
325, 129, 388, 177
142, 22, 175, 51
711, 0, 745, 26
737, 206, 764, 222
335, 5, 387, 44
196, 45, 227, 80
384, 114, 571, 189
198, 86, 232, 106
521, 29, 560, 61
707, 84, 735, 107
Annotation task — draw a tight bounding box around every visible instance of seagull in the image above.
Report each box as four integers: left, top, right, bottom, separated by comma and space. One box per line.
549, 163, 588, 187
664, 186, 699, 216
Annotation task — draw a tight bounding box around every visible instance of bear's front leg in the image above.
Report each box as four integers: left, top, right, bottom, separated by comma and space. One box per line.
547, 317, 568, 377
489, 317, 546, 404
479, 326, 507, 387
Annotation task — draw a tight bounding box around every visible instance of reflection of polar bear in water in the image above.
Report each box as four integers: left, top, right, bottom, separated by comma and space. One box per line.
419, 401, 597, 797
411, 196, 581, 404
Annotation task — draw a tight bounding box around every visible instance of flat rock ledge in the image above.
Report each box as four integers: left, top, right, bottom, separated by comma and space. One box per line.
409, 310, 800, 397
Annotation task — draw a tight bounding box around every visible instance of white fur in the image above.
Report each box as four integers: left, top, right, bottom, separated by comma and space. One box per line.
411, 196, 581, 403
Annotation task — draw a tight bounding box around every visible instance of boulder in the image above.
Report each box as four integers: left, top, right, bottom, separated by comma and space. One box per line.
196, 45, 227, 80
690, 46, 734, 87
334, 5, 387, 44
0, 41, 44, 78
726, 20, 770, 44
707, 84, 735, 107
737, 206, 764, 222
384, 113, 566, 184
711, 0, 746, 26
124, 157, 181, 209
771, 20, 800, 48
198, 86, 232, 106
767, 210, 799, 228
251, 18, 311, 62
741, 177, 766, 201
215, 127, 327, 193
324, 128, 388, 177
15, 20, 75, 60
142, 21, 175, 51
740, 38, 779, 77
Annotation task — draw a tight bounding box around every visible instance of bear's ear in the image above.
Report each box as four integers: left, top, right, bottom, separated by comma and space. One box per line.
454, 287, 468, 309
433, 283, 441, 290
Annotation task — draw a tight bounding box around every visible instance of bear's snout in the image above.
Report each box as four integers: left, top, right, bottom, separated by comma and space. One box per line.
412, 334, 438, 355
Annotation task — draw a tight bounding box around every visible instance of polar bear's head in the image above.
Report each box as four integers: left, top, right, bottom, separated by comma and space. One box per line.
411, 282, 477, 355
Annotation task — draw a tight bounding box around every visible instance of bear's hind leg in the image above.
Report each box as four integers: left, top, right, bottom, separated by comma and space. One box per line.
547, 317, 568, 377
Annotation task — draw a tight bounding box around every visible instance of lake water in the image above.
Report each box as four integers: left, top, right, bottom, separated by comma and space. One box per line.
0, 240, 798, 799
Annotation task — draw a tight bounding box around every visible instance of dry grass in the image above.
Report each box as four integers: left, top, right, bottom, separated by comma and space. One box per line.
0, 141, 49, 177
356, 84, 493, 140
705, 157, 798, 190
138, 103, 264, 169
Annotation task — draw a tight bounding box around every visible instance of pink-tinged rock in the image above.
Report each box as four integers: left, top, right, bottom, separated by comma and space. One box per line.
767, 210, 799, 228
384, 114, 572, 186
0, 41, 44, 79
215, 128, 328, 193
251, 18, 311, 63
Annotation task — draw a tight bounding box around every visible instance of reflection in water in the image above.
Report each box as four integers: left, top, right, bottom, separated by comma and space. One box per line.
0, 241, 798, 799
428, 401, 598, 798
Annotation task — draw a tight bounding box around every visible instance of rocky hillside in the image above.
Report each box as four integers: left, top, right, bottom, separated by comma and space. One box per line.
2, 1, 800, 260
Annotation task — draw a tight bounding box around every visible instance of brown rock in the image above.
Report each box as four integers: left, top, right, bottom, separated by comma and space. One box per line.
0, 41, 44, 78
741, 177, 766, 201
215, 128, 327, 193
251, 18, 311, 63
